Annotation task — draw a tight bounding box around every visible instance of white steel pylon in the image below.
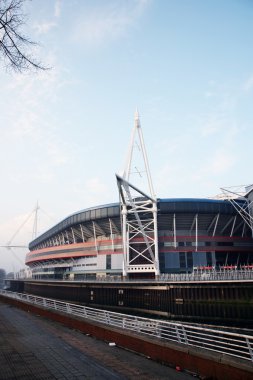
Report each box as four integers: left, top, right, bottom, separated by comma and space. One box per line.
32, 201, 39, 240
116, 111, 160, 277
221, 185, 253, 236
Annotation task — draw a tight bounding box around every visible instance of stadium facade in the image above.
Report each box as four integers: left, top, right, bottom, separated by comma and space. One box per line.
25, 113, 253, 280
25, 197, 253, 280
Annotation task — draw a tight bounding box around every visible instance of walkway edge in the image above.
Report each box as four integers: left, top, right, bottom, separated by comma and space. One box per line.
0, 294, 252, 380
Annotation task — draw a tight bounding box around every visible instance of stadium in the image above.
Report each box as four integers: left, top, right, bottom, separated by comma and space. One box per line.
25, 114, 253, 280
25, 196, 253, 280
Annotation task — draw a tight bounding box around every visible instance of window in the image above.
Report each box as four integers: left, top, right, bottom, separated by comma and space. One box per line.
164, 242, 178, 247
206, 252, 212, 266
106, 255, 111, 270
164, 253, 179, 269
179, 252, 186, 268
192, 241, 205, 247
187, 252, 193, 268
217, 242, 233, 246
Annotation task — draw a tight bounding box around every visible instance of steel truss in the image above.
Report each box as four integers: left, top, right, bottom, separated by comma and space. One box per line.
221, 185, 253, 236
117, 111, 159, 277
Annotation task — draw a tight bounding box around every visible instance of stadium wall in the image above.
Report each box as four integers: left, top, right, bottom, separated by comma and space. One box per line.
25, 198, 253, 279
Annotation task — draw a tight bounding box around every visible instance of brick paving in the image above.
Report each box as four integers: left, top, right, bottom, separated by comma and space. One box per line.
0, 302, 193, 380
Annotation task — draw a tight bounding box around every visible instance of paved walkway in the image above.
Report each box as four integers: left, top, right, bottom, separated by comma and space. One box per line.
0, 302, 193, 380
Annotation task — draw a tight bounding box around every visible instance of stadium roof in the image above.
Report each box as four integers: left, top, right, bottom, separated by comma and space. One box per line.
29, 198, 245, 250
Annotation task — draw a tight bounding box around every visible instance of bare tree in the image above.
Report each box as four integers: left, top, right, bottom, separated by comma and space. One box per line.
0, 0, 47, 72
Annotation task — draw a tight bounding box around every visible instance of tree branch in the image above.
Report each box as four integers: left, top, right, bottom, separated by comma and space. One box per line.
0, 0, 49, 72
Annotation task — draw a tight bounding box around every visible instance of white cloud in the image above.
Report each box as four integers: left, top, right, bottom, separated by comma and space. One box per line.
209, 150, 236, 174
46, 141, 69, 166
155, 146, 237, 198
72, 0, 151, 47
32, 0, 62, 35
204, 91, 215, 98
34, 168, 54, 184
200, 114, 227, 136
12, 111, 39, 138
33, 21, 57, 34
0, 62, 74, 191
85, 177, 108, 195
0, 213, 33, 246
243, 75, 253, 92
54, 0, 61, 18
153, 107, 241, 198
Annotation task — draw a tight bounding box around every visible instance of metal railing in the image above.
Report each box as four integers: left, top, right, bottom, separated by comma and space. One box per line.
1, 290, 253, 363
14, 268, 253, 283
159, 269, 253, 282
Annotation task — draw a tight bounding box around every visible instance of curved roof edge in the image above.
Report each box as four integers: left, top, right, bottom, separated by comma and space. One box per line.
29, 202, 120, 249
29, 198, 243, 250
159, 198, 228, 203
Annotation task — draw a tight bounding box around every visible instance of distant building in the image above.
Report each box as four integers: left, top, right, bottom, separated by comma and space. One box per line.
15, 267, 32, 279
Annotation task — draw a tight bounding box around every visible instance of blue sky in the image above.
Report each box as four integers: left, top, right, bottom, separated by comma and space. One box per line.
0, 0, 253, 271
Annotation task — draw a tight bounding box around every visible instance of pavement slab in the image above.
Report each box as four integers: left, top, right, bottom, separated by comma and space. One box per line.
0, 302, 193, 380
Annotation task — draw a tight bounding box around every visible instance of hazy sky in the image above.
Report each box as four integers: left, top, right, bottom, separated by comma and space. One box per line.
0, 0, 253, 272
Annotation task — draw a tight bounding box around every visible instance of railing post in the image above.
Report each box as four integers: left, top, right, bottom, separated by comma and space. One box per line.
246, 338, 253, 362
155, 322, 161, 338
182, 326, 188, 344
82, 306, 87, 317
104, 311, 110, 325
175, 325, 188, 344
175, 325, 181, 343
66, 303, 71, 314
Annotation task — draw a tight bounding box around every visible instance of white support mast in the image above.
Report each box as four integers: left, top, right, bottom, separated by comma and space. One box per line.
221, 185, 253, 237
32, 201, 39, 240
116, 111, 160, 278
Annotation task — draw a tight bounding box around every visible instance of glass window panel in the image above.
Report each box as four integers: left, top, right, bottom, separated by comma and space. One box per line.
187, 252, 193, 268
165, 252, 179, 269
179, 252, 186, 268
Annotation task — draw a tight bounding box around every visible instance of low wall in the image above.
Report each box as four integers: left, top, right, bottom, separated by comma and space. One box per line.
0, 294, 252, 380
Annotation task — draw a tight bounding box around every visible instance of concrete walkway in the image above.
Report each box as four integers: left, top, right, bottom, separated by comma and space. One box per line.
0, 302, 193, 380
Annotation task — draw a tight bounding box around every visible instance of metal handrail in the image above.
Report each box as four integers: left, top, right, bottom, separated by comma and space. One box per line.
159, 269, 253, 283
15, 268, 253, 282
1, 290, 253, 362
